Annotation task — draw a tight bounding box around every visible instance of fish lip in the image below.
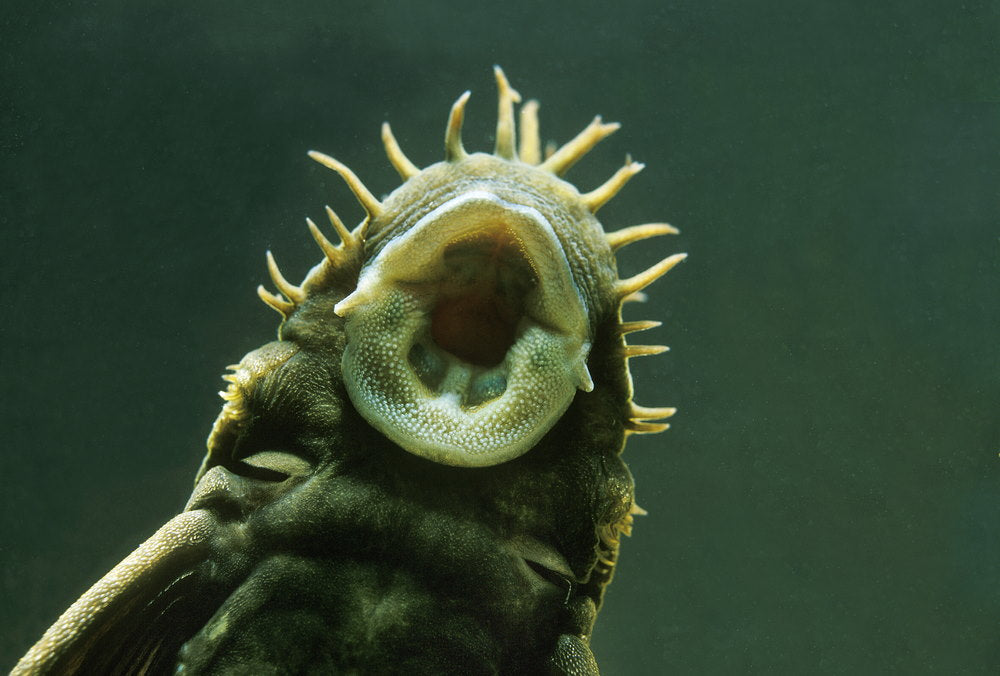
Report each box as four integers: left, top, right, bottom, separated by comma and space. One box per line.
330, 189, 595, 467
334, 189, 589, 339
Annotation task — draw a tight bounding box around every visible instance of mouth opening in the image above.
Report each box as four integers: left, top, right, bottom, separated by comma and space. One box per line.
429, 232, 537, 367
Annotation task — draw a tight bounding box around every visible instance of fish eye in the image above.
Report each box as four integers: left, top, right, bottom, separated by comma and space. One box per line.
230, 450, 313, 482
524, 559, 576, 603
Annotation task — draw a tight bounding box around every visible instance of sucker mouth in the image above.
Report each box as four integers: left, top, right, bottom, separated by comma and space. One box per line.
333, 190, 594, 467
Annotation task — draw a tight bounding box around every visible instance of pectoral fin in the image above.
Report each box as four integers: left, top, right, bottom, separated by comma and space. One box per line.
13, 510, 217, 675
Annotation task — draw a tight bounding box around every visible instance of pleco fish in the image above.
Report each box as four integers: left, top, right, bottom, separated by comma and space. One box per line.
14, 67, 685, 675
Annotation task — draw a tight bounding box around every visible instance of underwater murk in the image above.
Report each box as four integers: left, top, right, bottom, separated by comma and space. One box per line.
14, 67, 685, 675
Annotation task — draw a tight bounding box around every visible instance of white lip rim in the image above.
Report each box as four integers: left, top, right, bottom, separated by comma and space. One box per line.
332, 190, 597, 467
334, 190, 589, 339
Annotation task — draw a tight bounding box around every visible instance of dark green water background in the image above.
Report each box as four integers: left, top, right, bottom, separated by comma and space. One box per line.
3, 1, 998, 673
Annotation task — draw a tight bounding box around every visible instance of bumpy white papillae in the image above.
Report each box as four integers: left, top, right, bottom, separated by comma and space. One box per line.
343, 289, 589, 466
335, 191, 593, 467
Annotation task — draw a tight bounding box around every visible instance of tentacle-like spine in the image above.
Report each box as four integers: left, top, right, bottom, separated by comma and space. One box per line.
623, 378, 677, 437
381, 122, 420, 180
265, 251, 305, 304
540, 116, 620, 176
617, 320, 662, 335
493, 65, 521, 160
615, 249, 686, 438
606, 223, 679, 251
304, 205, 367, 291
325, 205, 359, 246
257, 250, 305, 318
615, 253, 687, 300
445, 91, 471, 162
582, 158, 645, 212
518, 100, 541, 165
257, 286, 294, 317
623, 344, 669, 358
306, 217, 340, 263
630, 404, 676, 420
307, 150, 384, 218
624, 420, 671, 435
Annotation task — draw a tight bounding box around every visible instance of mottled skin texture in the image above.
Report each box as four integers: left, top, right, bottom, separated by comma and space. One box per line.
15, 299, 633, 673
14, 70, 681, 674
173, 283, 634, 672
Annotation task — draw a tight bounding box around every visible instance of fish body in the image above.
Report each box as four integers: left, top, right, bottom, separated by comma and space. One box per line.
14, 68, 684, 675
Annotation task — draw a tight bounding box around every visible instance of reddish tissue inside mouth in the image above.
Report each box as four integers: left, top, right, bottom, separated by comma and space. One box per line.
430, 230, 536, 368
431, 292, 518, 367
